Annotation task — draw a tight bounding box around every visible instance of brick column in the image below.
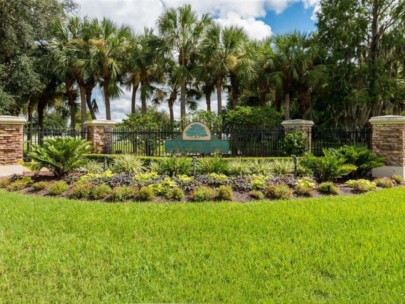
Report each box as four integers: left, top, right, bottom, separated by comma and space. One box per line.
369, 115, 405, 178
0, 116, 26, 165
83, 120, 116, 154
281, 119, 314, 151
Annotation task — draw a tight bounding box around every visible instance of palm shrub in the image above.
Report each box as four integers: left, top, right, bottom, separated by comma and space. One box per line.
112, 155, 145, 174
28, 138, 91, 178
337, 146, 384, 178
300, 149, 357, 182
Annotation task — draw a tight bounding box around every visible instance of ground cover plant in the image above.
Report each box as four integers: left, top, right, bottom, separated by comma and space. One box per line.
0, 189, 404, 302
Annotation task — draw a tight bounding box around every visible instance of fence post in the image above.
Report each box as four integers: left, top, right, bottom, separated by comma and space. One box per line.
281, 119, 314, 152
369, 115, 405, 178
0, 116, 26, 165
83, 120, 116, 154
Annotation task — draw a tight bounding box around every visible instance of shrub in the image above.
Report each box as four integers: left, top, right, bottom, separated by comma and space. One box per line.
217, 185, 234, 201
248, 160, 273, 176
81, 160, 104, 174
48, 181, 69, 196
300, 149, 357, 182
165, 187, 185, 201
112, 155, 144, 174
160, 157, 191, 176
138, 186, 155, 201
6, 177, 32, 192
79, 170, 114, 183
0, 178, 12, 189
295, 177, 316, 196
318, 182, 339, 195
189, 186, 217, 202
250, 175, 268, 190
270, 160, 294, 176
207, 173, 228, 184
148, 161, 161, 174
345, 179, 376, 192
110, 186, 138, 202
71, 183, 93, 199
228, 160, 251, 177
375, 177, 395, 188
282, 130, 309, 156
264, 184, 292, 200
249, 190, 265, 200
177, 174, 194, 184
197, 157, 228, 174
134, 172, 159, 184
32, 181, 48, 192
337, 146, 384, 178
152, 177, 177, 195
28, 138, 91, 178
391, 174, 403, 184
90, 184, 113, 200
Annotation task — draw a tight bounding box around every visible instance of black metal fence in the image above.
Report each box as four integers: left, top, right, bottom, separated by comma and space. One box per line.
23, 125, 372, 158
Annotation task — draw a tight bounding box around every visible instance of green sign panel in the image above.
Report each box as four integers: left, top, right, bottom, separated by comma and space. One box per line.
165, 122, 229, 154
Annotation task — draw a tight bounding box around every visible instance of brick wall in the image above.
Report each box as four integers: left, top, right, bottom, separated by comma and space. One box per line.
0, 117, 26, 165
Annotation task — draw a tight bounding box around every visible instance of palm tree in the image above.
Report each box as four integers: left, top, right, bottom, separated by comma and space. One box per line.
93, 18, 131, 120
202, 25, 249, 113
158, 4, 212, 121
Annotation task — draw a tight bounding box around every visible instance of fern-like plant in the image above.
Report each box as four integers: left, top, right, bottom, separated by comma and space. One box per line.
28, 138, 91, 178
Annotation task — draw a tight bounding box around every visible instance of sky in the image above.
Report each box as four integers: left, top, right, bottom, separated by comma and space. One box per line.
74, 0, 319, 121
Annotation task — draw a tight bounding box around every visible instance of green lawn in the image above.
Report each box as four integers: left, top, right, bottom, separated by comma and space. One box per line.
0, 189, 404, 303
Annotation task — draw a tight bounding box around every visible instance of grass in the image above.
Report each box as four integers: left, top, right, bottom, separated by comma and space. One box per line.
0, 189, 404, 303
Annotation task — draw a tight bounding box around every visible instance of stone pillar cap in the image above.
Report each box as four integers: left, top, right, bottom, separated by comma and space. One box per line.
369, 115, 405, 125
83, 120, 116, 127
281, 119, 314, 127
0, 115, 26, 124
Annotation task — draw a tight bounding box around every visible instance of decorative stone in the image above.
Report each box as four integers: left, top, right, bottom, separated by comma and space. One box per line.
0, 116, 26, 165
369, 115, 405, 178
84, 120, 116, 154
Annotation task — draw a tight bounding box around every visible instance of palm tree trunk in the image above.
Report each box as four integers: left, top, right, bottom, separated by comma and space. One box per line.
27, 99, 34, 153
141, 89, 147, 114
216, 79, 222, 114
285, 92, 290, 120
66, 81, 76, 129
80, 86, 87, 126
103, 79, 111, 120
230, 74, 239, 107
169, 102, 174, 124
85, 87, 96, 120
180, 79, 186, 121
131, 81, 139, 114
37, 96, 47, 146
206, 91, 211, 112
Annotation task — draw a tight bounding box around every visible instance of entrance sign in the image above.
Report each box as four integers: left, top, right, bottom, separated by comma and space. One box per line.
165, 122, 229, 154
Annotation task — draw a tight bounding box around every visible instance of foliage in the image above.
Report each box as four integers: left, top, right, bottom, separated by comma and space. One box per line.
250, 175, 268, 190
282, 130, 309, 156
224, 106, 282, 129
138, 186, 155, 201
189, 186, 217, 202
264, 184, 292, 200
300, 149, 357, 182
110, 186, 138, 202
160, 157, 192, 176
270, 160, 294, 176
216, 186, 234, 201
188, 110, 222, 132
248, 160, 273, 175
0, 178, 12, 189
71, 183, 93, 199
151, 177, 177, 196
197, 157, 228, 174
32, 181, 49, 192
148, 161, 161, 173
48, 181, 69, 196
80, 160, 105, 174
79, 170, 114, 183
28, 138, 91, 178
90, 184, 113, 200
6, 177, 33, 192
248, 190, 265, 200
112, 155, 145, 175
295, 177, 316, 196
345, 180, 376, 193
374, 177, 394, 189
391, 174, 403, 184
207, 173, 228, 184
228, 160, 251, 177
177, 175, 194, 184
134, 172, 159, 184
337, 146, 384, 178
165, 187, 185, 201
317, 182, 339, 195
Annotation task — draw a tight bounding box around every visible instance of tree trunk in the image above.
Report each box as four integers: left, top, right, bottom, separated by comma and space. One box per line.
131, 80, 139, 114
230, 73, 239, 107
370, 0, 380, 116
27, 99, 34, 153
216, 79, 223, 114
80, 86, 87, 126
141, 88, 147, 114
37, 96, 47, 146
85, 86, 96, 120
103, 79, 111, 120
206, 91, 211, 112
180, 79, 186, 122
66, 81, 76, 129
169, 102, 174, 124
285, 92, 290, 120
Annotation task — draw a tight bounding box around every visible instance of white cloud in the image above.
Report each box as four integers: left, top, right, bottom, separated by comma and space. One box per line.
216, 12, 272, 40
